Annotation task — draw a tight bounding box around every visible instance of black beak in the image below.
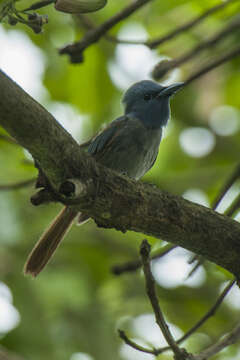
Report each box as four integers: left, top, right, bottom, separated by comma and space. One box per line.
160, 82, 184, 97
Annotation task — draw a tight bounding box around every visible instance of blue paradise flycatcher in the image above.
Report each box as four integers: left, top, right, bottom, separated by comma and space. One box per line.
24, 80, 184, 277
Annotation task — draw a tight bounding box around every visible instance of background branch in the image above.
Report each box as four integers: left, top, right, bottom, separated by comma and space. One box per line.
212, 163, 240, 210
147, 0, 238, 49
152, 16, 240, 80
152, 45, 240, 83
119, 276, 236, 356
0, 133, 18, 144
140, 239, 190, 360
59, 0, 154, 62
74, 0, 238, 50
195, 322, 240, 360
0, 178, 36, 191
111, 243, 177, 275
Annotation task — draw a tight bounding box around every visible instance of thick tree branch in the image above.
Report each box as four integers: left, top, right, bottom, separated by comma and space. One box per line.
1, 70, 240, 277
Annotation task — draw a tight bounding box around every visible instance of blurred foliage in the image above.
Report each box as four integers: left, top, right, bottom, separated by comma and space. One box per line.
1, 0, 240, 360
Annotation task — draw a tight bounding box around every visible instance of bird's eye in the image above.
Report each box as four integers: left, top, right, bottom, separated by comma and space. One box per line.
144, 93, 151, 101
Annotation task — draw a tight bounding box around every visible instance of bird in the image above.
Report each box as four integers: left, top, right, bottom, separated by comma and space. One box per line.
24, 80, 184, 277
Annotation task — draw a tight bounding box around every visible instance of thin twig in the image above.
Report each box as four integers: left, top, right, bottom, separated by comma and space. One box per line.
211, 163, 240, 210
119, 278, 235, 356
187, 162, 240, 277
22, 0, 54, 11
176, 279, 236, 345
140, 239, 190, 360
118, 330, 159, 355
174, 45, 240, 85
76, 14, 145, 45
225, 192, 240, 217
0, 178, 36, 191
77, 0, 238, 48
195, 322, 240, 360
148, 0, 239, 49
111, 243, 177, 275
152, 16, 240, 80
0, 133, 18, 144
153, 279, 236, 355
59, 0, 154, 62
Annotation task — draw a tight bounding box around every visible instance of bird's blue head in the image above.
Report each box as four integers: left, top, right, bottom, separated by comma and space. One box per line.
122, 80, 184, 129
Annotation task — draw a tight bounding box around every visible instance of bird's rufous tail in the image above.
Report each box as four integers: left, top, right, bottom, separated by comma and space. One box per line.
24, 206, 81, 277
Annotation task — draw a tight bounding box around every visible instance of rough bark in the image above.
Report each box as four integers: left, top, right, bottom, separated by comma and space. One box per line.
1, 70, 240, 277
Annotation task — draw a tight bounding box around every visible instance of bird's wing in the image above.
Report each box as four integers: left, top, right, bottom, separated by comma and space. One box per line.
85, 116, 128, 156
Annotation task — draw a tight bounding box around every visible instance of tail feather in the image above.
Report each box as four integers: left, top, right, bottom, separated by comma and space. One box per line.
24, 206, 78, 277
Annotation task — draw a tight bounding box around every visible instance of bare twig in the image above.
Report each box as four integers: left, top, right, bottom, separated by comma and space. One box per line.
0, 178, 36, 191
76, 14, 145, 45
195, 322, 240, 360
176, 280, 236, 345
187, 162, 240, 277
111, 243, 177, 275
225, 192, 240, 217
152, 16, 240, 80
173, 45, 240, 85
211, 163, 240, 210
119, 279, 235, 356
77, 0, 238, 48
59, 0, 154, 62
22, 0, 54, 11
148, 0, 239, 49
186, 255, 204, 279
152, 279, 236, 355
118, 330, 159, 355
0, 133, 18, 144
140, 239, 190, 360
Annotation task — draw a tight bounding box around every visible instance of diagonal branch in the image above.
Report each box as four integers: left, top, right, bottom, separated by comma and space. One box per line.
112, 243, 177, 275
152, 16, 240, 80
0, 178, 36, 191
118, 329, 158, 355
119, 279, 236, 356
147, 0, 239, 49
185, 45, 240, 85
195, 322, 240, 360
212, 163, 240, 210
1, 70, 240, 277
140, 239, 191, 360
59, 0, 154, 63
70, 0, 238, 52
176, 279, 236, 346
0, 133, 18, 144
